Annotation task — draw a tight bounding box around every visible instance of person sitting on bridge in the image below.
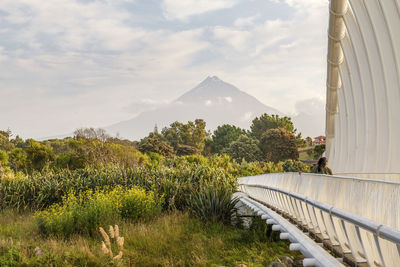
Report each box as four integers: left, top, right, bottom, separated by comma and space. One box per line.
311, 157, 333, 175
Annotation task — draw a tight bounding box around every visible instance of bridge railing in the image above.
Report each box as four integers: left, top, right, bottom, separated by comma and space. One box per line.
239, 173, 400, 267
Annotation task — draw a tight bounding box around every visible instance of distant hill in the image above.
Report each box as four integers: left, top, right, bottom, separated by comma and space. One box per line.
106, 76, 281, 140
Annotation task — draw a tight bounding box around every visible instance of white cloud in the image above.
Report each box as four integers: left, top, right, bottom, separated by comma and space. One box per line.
292, 98, 325, 137
0, 0, 330, 138
240, 112, 253, 121
123, 99, 170, 115
212, 27, 251, 52
207, 0, 329, 116
224, 96, 233, 103
162, 0, 241, 21
233, 15, 259, 28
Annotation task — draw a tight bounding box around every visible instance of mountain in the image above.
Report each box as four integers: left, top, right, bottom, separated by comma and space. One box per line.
106, 76, 281, 140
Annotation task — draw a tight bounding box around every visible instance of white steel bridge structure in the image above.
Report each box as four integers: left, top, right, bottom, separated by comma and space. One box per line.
237, 0, 400, 266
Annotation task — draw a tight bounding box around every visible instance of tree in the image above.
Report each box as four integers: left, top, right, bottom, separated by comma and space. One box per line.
176, 144, 200, 156
74, 127, 110, 142
210, 124, 246, 154
295, 133, 307, 148
259, 128, 298, 163
250, 114, 296, 140
313, 144, 325, 159
162, 119, 209, 152
305, 137, 313, 147
0, 129, 15, 152
25, 139, 55, 172
138, 133, 175, 157
222, 135, 262, 162
8, 148, 27, 172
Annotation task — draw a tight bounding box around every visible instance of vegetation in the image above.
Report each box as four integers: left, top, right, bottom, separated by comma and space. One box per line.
259, 128, 299, 163
0, 211, 300, 266
36, 186, 162, 237
0, 113, 318, 265
250, 114, 296, 140
222, 134, 262, 162
208, 124, 246, 154
313, 144, 326, 159
187, 183, 239, 224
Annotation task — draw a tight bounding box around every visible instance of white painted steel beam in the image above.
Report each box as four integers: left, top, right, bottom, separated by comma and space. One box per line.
326, 0, 400, 180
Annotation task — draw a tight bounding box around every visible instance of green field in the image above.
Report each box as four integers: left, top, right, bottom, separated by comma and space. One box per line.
0, 211, 301, 266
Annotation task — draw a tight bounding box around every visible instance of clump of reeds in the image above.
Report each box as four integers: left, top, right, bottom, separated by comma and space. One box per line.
99, 225, 124, 260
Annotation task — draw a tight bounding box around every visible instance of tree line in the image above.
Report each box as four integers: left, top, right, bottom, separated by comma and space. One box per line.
0, 113, 324, 176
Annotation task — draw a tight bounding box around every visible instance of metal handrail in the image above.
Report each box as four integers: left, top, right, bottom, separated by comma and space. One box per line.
239, 183, 400, 244
238, 173, 400, 267
239, 196, 345, 267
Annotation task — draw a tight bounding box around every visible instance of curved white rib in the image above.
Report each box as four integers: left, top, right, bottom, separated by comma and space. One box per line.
326, 0, 400, 181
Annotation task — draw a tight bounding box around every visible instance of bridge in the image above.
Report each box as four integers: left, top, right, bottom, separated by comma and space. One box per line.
237, 0, 400, 266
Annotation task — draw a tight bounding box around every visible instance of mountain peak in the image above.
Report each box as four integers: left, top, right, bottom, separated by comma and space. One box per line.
176, 76, 240, 103
205, 75, 221, 82
197, 75, 224, 87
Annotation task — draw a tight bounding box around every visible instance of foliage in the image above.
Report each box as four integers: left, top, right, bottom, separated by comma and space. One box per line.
0, 211, 300, 266
59, 138, 149, 169
187, 183, 239, 224
209, 124, 246, 154
0, 130, 14, 152
305, 137, 313, 147
222, 135, 262, 162
162, 119, 208, 152
263, 161, 284, 173
176, 144, 200, 156
8, 148, 27, 173
259, 128, 298, 163
25, 139, 55, 172
282, 159, 310, 172
313, 144, 326, 159
250, 114, 296, 140
295, 133, 307, 148
74, 127, 110, 142
138, 133, 175, 157
35, 186, 162, 237
0, 150, 8, 166
0, 158, 237, 211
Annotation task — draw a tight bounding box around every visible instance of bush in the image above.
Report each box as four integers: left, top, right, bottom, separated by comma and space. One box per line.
35, 186, 163, 237
120, 187, 162, 221
187, 184, 239, 224
282, 159, 310, 172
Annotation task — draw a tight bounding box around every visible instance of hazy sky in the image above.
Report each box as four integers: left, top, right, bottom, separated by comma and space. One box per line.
0, 0, 329, 139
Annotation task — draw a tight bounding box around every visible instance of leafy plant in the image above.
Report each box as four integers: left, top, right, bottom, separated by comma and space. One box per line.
187, 184, 239, 224
35, 186, 162, 237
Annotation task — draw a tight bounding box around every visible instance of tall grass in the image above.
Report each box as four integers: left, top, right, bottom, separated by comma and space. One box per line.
1, 211, 300, 266
0, 163, 236, 211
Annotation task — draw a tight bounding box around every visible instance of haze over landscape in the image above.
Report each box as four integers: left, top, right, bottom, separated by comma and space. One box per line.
0, 0, 328, 140
107, 76, 323, 140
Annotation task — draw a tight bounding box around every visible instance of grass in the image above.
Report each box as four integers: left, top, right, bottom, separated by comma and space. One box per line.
0, 210, 300, 266
298, 146, 315, 161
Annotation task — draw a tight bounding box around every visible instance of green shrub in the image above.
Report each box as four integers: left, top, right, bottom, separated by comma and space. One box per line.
282, 159, 310, 172
120, 187, 162, 220
187, 184, 239, 224
35, 186, 162, 237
